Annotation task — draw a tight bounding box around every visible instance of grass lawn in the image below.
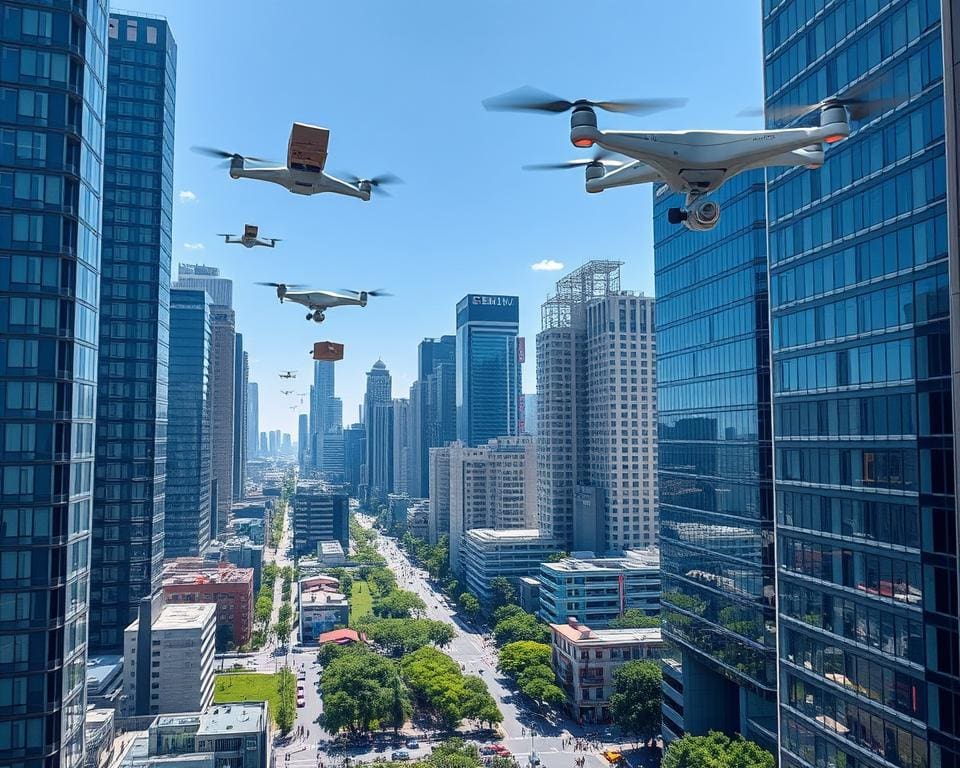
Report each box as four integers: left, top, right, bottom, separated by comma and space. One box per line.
350, 580, 373, 624
214, 672, 284, 724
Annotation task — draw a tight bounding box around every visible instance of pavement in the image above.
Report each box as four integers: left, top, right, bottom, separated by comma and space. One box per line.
275, 514, 643, 768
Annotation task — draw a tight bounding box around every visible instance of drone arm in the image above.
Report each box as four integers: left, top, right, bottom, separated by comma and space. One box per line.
586, 160, 662, 193
321, 173, 371, 202
230, 166, 291, 188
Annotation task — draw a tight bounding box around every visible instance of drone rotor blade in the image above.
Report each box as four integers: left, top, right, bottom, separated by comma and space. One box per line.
366, 289, 393, 297
482, 86, 574, 113
591, 97, 687, 115
192, 145, 235, 159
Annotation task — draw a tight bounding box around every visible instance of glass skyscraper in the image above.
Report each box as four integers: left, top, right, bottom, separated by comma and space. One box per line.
655, 170, 777, 748
455, 294, 522, 447
88, 11, 176, 654
412, 335, 456, 496
763, 2, 958, 767
0, 1, 108, 765
165, 288, 212, 558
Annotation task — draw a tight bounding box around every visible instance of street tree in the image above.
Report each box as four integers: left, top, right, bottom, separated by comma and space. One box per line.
493, 610, 549, 646
458, 592, 481, 620
373, 588, 427, 619
489, 577, 516, 611
661, 732, 775, 768
609, 661, 663, 745
497, 641, 552, 678
357, 617, 455, 657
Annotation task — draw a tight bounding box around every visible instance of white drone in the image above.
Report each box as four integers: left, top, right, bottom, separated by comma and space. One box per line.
194, 123, 400, 200
257, 282, 391, 324
483, 84, 893, 231
279, 370, 297, 379
219, 224, 280, 249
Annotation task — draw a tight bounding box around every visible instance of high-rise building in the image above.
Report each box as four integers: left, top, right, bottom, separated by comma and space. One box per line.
247, 382, 259, 458
309, 360, 342, 475
428, 446, 452, 544
90, 11, 177, 654
0, 2, 107, 763
174, 265, 234, 536
268, 430, 279, 455
165, 288, 213, 558
444, 436, 538, 573
392, 397, 412, 496
363, 360, 393, 502
298, 413, 309, 470
292, 481, 349, 555
232, 336, 248, 500
412, 336, 457, 495
343, 423, 366, 497
654, 171, 775, 745
456, 295, 522, 446
259, 432, 268, 455
523, 394, 537, 436
281, 433, 292, 453
763, 4, 959, 767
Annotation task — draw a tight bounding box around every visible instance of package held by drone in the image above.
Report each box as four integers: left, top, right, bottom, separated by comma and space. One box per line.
312, 341, 344, 361
288, 123, 329, 171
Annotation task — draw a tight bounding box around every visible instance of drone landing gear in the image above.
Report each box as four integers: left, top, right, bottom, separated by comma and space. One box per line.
307, 312, 325, 323
668, 197, 721, 232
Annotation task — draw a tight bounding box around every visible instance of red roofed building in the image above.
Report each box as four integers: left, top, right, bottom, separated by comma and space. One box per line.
317, 628, 361, 646
162, 560, 254, 650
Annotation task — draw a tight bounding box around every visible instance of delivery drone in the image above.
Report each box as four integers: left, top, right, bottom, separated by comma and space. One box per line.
257, 282, 391, 324
279, 370, 297, 379
219, 224, 280, 248
280, 389, 295, 396
483, 84, 893, 231
194, 123, 401, 200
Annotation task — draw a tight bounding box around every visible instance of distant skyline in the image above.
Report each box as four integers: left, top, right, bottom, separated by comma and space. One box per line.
112, 0, 763, 433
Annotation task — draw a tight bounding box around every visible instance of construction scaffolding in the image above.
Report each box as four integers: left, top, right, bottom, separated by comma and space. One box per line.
540, 260, 623, 330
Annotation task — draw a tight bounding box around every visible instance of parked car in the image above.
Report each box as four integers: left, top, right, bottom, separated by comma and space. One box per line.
391, 751, 411, 761
493, 745, 511, 757
406, 740, 420, 749
479, 746, 499, 756
296, 697, 305, 708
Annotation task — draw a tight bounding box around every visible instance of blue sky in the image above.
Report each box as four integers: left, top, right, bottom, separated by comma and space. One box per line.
115, 0, 763, 434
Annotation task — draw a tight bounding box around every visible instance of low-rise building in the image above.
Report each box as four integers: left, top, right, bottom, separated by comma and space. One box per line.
550, 618, 668, 724
123, 603, 216, 717
113, 702, 269, 768
87, 654, 124, 710
460, 528, 563, 605
84, 707, 117, 768
162, 560, 254, 650
538, 549, 660, 628
318, 540, 347, 566
220, 537, 264, 591
407, 499, 430, 541
299, 582, 349, 643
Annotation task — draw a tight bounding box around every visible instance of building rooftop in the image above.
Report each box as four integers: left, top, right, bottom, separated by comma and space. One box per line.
318, 628, 361, 645
552, 620, 663, 647
543, 549, 660, 575
86, 654, 123, 691
162, 561, 254, 586
197, 702, 267, 736
154, 713, 202, 729
301, 590, 347, 607
464, 528, 554, 543
153, 603, 216, 631
319, 541, 345, 556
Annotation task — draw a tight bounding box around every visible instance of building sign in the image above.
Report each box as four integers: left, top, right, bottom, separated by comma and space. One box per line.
456, 294, 520, 326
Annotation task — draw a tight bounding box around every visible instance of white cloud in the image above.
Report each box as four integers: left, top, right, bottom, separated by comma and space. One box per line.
531, 259, 564, 272
178, 190, 197, 203
184, 242, 205, 250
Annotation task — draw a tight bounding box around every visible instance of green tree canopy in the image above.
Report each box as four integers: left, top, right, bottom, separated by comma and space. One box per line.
458, 592, 481, 619
661, 732, 775, 768
491, 603, 526, 625
608, 609, 661, 629
374, 588, 427, 619
609, 660, 662, 743
489, 577, 517, 612
497, 641, 552, 678
401, 647, 502, 730
317, 645, 408, 734
357, 617, 455, 657
493, 610, 550, 646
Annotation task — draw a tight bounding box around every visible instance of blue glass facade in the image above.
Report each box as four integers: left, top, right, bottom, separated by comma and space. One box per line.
455, 294, 521, 447
0, 1, 108, 765
88, 12, 175, 654
414, 335, 456, 496
654, 171, 777, 747
165, 288, 211, 558
763, 2, 958, 766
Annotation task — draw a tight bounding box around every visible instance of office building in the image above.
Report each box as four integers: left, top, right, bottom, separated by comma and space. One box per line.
123, 602, 215, 717
247, 382, 259, 458
392, 397, 412, 495
536, 261, 657, 553
456, 294, 522, 446
446, 436, 538, 572
427, 446, 452, 544
268, 430, 278, 455
162, 561, 254, 650
764, 4, 959, 767
460, 528, 563, 605
260, 431, 268, 455
524, 394, 537, 435
363, 359, 394, 501
310, 359, 343, 476
343, 423, 365, 496
175, 265, 234, 536
232, 335, 247, 500
408, 498, 431, 541
281, 432, 291, 453
292, 481, 349, 555
413, 335, 457, 495
550, 619, 667, 724
321, 429, 345, 482
113, 702, 269, 768
538, 549, 661, 628
0, 2, 107, 764
165, 288, 213, 557
654, 170, 776, 745
89, 11, 177, 654
298, 412, 309, 470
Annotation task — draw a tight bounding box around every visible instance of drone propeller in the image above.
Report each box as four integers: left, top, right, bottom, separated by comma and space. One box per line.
192, 146, 275, 165
483, 86, 687, 116
523, 148, 625, 172
738, 71, 905, 124
338, 288, 394, 298
255, 281, 307, 289
335, 172, 403, 196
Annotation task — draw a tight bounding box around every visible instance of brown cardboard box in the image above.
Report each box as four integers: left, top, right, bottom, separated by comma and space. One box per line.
288, 123, 329, 171
312, 341, 344, 361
